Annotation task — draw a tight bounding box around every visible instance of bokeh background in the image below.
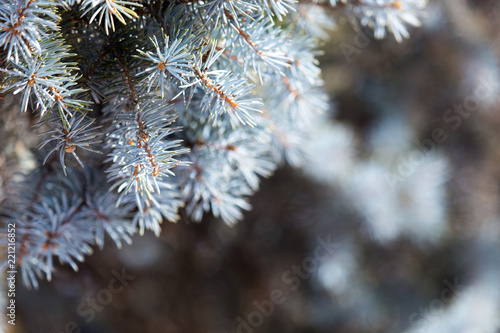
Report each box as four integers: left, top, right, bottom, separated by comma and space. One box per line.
2, 0, 500, 332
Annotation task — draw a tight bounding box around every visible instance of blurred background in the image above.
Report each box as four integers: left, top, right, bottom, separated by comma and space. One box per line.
2, 0, 500, 332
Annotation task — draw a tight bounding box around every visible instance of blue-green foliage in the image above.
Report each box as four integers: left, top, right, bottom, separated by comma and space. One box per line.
0, 0, 427, 287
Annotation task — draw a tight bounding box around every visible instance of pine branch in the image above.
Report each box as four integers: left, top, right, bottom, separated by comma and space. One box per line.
0, 0, 429, 288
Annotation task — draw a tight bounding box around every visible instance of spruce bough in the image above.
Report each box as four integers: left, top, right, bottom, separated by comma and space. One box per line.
0, 0, 427, 287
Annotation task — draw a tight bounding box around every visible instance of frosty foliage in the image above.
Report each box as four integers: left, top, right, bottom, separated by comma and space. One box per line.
404, 278, 500, 333
0, 0, 428, 287
348, 154, 448, 244
304, 112, 449, 246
